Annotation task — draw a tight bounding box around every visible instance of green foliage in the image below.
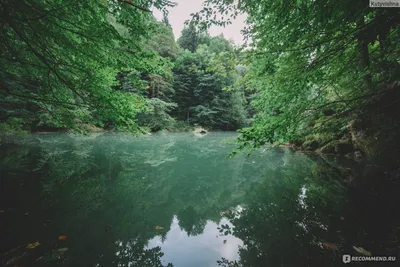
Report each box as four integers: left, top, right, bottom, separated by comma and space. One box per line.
146, 21, 179, 59
194, 0, 400, 152
172, 34, 250, 130
208, 35, 234, 54
2, 0, 399, 159
177, 23, 200, 52
0, 0, 175, 133
136, 98, 178, 132
0, 1, 253, 134
0, 118, 28, 134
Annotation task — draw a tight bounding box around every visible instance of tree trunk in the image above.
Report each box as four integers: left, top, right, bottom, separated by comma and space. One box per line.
356, 16, 372, 90
376, 9, 388, 58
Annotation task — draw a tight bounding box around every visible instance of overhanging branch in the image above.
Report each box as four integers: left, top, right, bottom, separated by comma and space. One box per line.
305, 88, 394, 112
117, 0, 152, 12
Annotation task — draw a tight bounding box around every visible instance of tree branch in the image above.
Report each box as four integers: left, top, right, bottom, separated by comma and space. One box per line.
0, 81, 88, 108
305, 89, 394, 111
117, 0, 152, 12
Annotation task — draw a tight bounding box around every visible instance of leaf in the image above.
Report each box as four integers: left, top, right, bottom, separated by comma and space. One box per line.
26, 241, 41, 249
353, 246, 371, 256
58, 235, 67, 240
155, 226, 164, 230
321, 242, 339, 251
58, 247, 68, 252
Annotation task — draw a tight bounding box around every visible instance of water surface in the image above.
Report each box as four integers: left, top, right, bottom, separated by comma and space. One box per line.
0, 132, 396, 266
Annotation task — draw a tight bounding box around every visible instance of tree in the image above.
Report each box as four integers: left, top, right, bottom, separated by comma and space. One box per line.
172, 34, 249, 130
136, 98, 177, 132
208, 34, 233, 54
193, 0, 400, 152
162, 12, 171, 27
0, 0, 175, 132
146, 21, 179, 59
177, 23, 200, 52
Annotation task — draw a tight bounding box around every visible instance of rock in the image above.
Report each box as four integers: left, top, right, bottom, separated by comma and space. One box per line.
193, 127, 208, 135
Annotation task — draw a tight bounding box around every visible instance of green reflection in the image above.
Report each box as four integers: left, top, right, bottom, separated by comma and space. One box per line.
0, 133, 373, 267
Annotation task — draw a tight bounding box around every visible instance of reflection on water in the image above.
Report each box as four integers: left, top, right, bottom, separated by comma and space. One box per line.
147, 216, 242, 267
0, 133, 397, 266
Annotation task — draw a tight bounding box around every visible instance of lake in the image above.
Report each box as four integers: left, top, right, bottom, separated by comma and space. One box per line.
0, 132, 398, 266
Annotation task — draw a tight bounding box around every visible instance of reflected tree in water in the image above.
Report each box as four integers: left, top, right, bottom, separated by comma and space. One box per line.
0, 134, 352, 267
177, 206, 207, 236
112, 240, 173, 267
216, 150, 347, 267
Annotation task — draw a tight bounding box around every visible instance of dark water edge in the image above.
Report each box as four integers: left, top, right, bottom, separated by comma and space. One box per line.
0, 132, 399, 267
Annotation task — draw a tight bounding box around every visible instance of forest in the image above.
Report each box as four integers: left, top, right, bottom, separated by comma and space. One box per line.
1, 0, 400, 160
1, 1, 400, 266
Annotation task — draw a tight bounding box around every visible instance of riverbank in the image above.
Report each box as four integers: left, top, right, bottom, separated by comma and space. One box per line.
290, 86, 400, 167
0, 119, 216, 136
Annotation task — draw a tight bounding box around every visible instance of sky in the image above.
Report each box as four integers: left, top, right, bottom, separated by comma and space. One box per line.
152, 0, 247, 45
147, 216, 243, 267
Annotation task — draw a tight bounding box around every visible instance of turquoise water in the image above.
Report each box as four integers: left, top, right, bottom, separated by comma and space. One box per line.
0, 132, 397, 266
